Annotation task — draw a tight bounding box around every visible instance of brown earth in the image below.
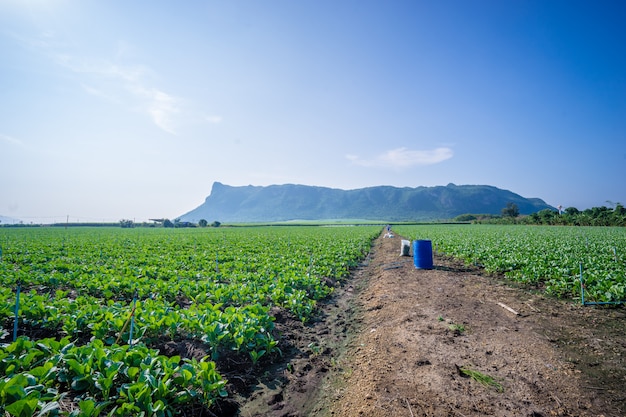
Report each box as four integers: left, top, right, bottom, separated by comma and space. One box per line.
225, 231, 626, 417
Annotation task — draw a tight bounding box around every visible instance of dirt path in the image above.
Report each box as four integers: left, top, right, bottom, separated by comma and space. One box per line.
228, 232, 626, 417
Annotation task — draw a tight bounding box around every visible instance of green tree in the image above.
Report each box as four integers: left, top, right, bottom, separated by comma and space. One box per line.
501, 202, 520, 218
538, 209, 557, 224
163, 219, 174, 228
454, 214, 477, 222
198, 219, 208, 227
119, 219, 134, 228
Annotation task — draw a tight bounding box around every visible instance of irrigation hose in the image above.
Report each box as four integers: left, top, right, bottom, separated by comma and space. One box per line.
115, 293, 138, 346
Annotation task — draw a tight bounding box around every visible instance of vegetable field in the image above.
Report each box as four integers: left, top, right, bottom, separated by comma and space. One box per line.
394, 225, 626, 303
2, 224, 624, 416
0, 226, 378, 416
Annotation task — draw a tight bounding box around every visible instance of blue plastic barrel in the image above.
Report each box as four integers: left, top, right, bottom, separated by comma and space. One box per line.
413, 240, 433, 269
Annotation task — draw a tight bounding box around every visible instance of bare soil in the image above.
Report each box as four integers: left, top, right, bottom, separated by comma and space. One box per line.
226, 231, 626, 417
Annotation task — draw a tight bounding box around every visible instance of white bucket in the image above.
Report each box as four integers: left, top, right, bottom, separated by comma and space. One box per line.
400, 239, 411, 256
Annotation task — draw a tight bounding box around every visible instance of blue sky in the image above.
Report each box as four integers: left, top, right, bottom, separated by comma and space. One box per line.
1, 0, 624, 223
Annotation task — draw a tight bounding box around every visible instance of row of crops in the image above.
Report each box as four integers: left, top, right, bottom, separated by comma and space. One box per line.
2, 223, 624, 415
0, 226, 380, 416
394, 225, 626, 303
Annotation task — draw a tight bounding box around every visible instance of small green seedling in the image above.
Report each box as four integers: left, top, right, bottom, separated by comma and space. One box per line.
456, 365, 504, 392
308, 342, 321, 355
448, 323, 465, 333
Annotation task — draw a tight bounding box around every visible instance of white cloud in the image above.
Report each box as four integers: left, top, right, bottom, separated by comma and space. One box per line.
136, 87, 181, 135
0, 133, 23, 146
347, 147, 453, 169
14, 29, 187, 135
80, 83, 119, 103
54, 54, 149, 82
205, 115, 223, 124
53, 52, 181, 134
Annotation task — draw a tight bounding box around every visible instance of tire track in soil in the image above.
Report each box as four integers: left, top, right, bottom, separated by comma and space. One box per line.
229, 231, 626, 417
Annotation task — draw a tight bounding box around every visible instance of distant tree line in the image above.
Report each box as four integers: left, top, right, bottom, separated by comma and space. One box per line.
159, 219, 221, 228
134, 219, 221, 228
455, 203, 626, 226
1, 219, 224, 228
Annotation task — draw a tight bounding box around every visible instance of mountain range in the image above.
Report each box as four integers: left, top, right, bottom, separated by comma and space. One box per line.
178, 182, 554, 223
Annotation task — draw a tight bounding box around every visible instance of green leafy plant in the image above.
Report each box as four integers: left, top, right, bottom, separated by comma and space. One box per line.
0, 225, 380, 414
394, 224, 626, 303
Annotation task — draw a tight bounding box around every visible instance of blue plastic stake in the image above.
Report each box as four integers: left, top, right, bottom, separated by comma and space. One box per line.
129, 290, 138, 347
579, 262, 625, 306
13, 281, 21, 341
579, 263, 585, 305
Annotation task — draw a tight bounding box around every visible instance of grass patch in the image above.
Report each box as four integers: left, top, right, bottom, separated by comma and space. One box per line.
456, 365, 504, 392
